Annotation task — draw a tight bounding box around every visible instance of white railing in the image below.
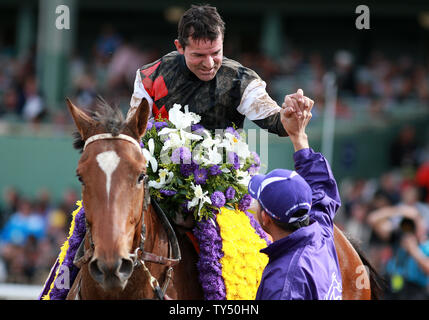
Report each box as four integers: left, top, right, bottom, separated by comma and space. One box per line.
0, 283, 43, 300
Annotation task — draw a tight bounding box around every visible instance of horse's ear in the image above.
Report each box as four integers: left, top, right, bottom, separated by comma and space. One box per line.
66, 98, 95, 139
126, 98, 150, 139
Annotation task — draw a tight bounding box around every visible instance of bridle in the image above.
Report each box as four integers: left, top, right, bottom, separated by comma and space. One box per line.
74, 133, 181, 300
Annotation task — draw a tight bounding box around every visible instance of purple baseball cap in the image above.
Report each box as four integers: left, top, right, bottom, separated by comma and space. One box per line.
248, 168, 312, 224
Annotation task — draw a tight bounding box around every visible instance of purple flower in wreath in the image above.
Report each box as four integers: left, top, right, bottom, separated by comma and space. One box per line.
247, 151, 261, 175
191, 124, 205, 134
146, 120, 154, 131
209, 165, 222, 176
225, 186, 236, 200
171, 147, 192, 164
251, 151, 261, 166
181, 201, 192, 214
227, 152, 240, 170
139, 141, 144, 149
225, 126, 240, 139
154, 121, 168, 131
160, 189, 177, 196
238, 193, 252, 212
180, 162, 196, 177
210, 191, 226, 208
194, 167, 208, 185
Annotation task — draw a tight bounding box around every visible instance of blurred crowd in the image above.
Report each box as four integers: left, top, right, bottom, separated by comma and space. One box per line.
0, 25, 160, 129
335, 126, 429, 299
0, 187, 78, 284
0, 25, 429, 129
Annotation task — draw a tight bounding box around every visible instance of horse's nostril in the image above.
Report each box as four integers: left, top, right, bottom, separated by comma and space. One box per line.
89, 258, 104, 284
118, 258, 133, 279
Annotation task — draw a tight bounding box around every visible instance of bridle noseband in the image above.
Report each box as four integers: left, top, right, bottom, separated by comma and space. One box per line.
74, 133, 181, 300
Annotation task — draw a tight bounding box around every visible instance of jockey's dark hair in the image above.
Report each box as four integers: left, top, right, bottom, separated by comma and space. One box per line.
177, 4, 225, 48
72, 96, 125, 153
271, 209, 310, 232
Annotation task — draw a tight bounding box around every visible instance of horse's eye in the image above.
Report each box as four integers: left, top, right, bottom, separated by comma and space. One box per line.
137, 173, 146, 184
77, 175, 85, 185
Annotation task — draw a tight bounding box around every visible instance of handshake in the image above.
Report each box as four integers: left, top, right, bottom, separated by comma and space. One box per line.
280, 89, 314, 151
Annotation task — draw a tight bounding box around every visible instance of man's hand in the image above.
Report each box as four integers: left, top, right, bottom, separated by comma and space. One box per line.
280, 89, 313, 151
282, 89, 314, 118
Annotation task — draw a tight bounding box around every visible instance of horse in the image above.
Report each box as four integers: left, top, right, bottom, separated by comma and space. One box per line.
64, 97, 382, 300
65, 97, 203, 299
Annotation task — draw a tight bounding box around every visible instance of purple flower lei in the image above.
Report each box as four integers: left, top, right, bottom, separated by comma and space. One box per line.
47, 205, 86, 300
243, 210, 272, 246
238, 194, 252, 212
192, 218, 226, 300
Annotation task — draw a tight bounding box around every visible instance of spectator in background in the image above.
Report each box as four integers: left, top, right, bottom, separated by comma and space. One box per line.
367, 203, 429, 299
344, 202, 372, 252
21, 76, 46, 125
334, 50, 356, 96
416, 160, 429, 203
389, 125, 418, 169
95, 24, 122, 63
73, 73, 98, 111
0, 198, 46, 283
378, 172, 401, 205
0, 198, 45, 246
0, 87, 21, 120
106, 38, 149, 92
0, 187, 20, 229
399, 184, 429, 236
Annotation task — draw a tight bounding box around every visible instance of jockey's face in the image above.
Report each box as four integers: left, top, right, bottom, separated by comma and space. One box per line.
175, 34, 223, 82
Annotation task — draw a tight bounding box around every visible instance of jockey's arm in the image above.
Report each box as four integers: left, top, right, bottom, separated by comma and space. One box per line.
237, 79, 288, 137
127, 70, 154, 120
284, 106, 341, 227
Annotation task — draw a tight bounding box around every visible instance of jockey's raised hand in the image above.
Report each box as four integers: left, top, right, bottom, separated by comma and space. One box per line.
280, 89, 313, 151
282, 89, 314, 118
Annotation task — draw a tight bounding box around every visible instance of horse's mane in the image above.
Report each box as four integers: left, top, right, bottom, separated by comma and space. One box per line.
73, 97, 126, 153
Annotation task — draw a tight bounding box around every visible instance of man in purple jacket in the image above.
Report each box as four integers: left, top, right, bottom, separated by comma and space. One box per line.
250, 104, 343, 300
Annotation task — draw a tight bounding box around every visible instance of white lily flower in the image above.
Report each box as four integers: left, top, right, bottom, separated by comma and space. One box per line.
168, 104, 201, 130
188, 183, 212, 216
236, 169, 251, 186
161, 132, 185, 151
148, 168, 174, 189
220, 132, 250, 160
201, 146, 223, 166
234, 140, 251, 160
142, 138, 158, 173
201, 134, 221, 149
158, 104, 202, 149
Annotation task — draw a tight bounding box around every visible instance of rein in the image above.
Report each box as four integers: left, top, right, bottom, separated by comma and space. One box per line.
73, 133, 181, 300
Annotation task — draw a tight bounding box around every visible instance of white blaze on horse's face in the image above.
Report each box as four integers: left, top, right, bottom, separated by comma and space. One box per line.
96, 150, 120, 203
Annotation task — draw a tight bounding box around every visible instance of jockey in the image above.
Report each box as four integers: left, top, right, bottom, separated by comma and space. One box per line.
127, 4, 313, 135
250, 104, 343, 300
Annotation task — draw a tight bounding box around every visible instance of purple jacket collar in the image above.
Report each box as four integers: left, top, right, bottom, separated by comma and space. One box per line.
261, 220, 320, 260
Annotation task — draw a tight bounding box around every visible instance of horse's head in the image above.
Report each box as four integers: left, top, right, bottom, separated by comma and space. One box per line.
67, 98, 150, 291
